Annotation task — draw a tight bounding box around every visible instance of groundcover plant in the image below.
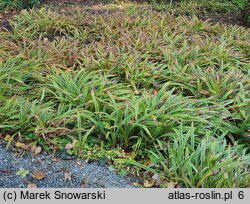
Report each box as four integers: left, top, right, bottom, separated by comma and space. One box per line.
0, 0, 249, 188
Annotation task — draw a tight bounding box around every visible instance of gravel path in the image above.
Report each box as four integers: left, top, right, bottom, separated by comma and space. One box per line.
0, 142, 135, 188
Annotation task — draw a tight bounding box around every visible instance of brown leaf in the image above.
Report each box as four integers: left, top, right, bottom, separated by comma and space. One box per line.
65, 143, 74, 150
114, 150, 134, 159
80, 179, 89, 188
16, 142, 29, 150
31, 146, 42, 155
53, 145, 59, 150
152, 89, 158, 95
34, 146, 42, 155
144, 179, 154, 188
133, 182, 140, 187
43, 38, 49, 43
64, 171, 72, 182
167, 181, 177, 188
32, 171, 45, 180
15, 142, 23, 148
52, 153, 58, 162
143, 160, 151, 166
4, 135, 11, 142
76, 160, 82, 166
27, 183, 37, 188
52, 157, 58, 162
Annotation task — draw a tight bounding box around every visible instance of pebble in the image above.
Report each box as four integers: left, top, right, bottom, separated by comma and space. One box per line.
0, 142, 135, 188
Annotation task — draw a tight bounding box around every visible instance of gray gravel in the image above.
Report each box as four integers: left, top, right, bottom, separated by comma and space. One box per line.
0, 142, 135, 188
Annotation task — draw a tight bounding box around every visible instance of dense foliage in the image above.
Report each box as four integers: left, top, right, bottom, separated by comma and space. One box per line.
232, 0, 250, 24
0, 0, 40, 10
0, 4, 249, 187
0, 0, 249, 26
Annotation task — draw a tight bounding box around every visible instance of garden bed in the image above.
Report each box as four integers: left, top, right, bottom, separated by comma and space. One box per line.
0, 0, 249, 188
